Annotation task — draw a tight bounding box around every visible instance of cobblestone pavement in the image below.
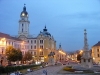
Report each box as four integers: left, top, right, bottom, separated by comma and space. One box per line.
25, 65, 93, 75
25, 61, 100, 75
25, 65, 64, 75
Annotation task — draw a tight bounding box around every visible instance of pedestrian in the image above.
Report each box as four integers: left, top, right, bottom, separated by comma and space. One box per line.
45, 70, 47, 75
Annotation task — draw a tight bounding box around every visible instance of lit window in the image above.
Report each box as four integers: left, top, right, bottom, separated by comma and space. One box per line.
40, 51, 43, 55
40, 40, 43, 44
40, 45, 43, 49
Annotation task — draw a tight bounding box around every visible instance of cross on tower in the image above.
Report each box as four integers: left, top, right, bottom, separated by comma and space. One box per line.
24, 4, 26, 6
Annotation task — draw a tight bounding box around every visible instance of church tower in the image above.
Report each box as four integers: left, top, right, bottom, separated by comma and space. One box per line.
18, 4, 30, 40
81, 29, 93, 68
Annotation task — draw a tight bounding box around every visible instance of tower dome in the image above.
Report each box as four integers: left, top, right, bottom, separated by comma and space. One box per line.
20, 4, 28, 17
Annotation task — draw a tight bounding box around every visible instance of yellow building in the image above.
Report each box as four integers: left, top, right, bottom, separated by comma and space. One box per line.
27, 26, 57, 63
18, 5, 67, 64
92, 41, 100, 64
57, 44, 66, 62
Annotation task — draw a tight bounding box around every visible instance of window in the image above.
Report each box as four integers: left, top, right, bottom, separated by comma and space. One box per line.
40, 40, 43, 44
98, 54, 99, 57
12, 42, 13, 45
2, 49, 3, 54
34, 52, 36, 55
22, 24, 23, 27
40, 45, 43, 49
34, 40, 36, 44
31, 40, 33, 44
97, 49, 99, 52
27, 46, 29, 49
27, 40, 29, 43
34, 45, 36, 49
88, 59, 90, 62
40, 51, 43, 55
31, 52, 32, 54
22, 29, 23, 32
9, 41, 10, 45
31, 45, 32, 49
84, 59, 86, 62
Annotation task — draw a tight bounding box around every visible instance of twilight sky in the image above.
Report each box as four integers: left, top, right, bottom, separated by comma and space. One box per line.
0, 0, 100, 52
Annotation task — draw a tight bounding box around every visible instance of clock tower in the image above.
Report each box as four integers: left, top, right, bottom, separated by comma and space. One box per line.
18, 4, 30, 40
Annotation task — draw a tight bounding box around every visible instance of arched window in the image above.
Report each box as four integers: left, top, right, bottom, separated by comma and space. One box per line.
22, 29, 23, 32
22, 24, 23, 27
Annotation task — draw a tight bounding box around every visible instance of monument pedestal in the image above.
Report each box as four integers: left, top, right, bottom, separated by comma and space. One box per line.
48, 52, 55, 66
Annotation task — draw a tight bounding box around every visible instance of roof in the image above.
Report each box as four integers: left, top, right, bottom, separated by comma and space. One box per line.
92, 41, 100, 47
0, 32, 22, 41
0, 32, 12, 39
20, 5, 28, 17
38, 26, 51, 37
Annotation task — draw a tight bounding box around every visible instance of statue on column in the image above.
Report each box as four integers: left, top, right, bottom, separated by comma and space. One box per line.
48, 52, 55, 66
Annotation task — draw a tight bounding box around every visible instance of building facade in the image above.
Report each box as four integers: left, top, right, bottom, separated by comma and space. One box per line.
0, 32, 28, 66
92, 41, 100, 64
18, 5, 57, 63
57, 44, 66, 62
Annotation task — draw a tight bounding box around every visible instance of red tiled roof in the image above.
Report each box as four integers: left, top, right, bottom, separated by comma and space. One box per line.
0, 32, 22, 41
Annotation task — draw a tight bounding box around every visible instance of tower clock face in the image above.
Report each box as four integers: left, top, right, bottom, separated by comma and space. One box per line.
22, 13, 25, 16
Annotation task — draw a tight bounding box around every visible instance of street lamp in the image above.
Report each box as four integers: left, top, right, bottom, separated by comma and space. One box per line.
39, 49, 42, 52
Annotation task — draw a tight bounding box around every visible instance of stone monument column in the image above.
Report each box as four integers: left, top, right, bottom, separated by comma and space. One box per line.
81, 29, 93, 68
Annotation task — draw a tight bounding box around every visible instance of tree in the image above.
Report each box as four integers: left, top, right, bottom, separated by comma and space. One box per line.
6, 46, 22, 62
23, 51, 32, 61
77, 54, 82, 62
17, 49, 23, 61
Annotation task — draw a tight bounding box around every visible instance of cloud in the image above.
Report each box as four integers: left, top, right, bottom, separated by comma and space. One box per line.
56, 12, 100, 20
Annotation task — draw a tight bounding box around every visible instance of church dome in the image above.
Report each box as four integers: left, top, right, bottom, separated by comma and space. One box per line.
38, 26, 51, 37
20, 4, 28, 17
42, 26, 51, 36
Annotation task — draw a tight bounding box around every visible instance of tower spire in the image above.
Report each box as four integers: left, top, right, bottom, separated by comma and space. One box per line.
43, 25, 47, 31
24, 3, 26, 6
84, 29, 88, 51
59, 43, 61, 49
23, 4, 26, 11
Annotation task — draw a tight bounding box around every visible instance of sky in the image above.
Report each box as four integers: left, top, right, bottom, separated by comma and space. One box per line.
0, 0, 100, 52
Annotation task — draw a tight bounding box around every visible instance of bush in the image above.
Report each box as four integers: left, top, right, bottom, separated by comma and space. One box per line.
83, 70, 94, 73
0, 64, 41, 73
63, 66, 76, 72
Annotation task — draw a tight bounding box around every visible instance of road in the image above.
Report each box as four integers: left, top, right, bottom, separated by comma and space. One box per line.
25, 65, 64, 75
25, 65, 90, 75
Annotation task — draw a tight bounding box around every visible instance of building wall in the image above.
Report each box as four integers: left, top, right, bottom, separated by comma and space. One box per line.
92, 46, 100, 64
27, 35, 57, 63
0, 37, 29, 66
